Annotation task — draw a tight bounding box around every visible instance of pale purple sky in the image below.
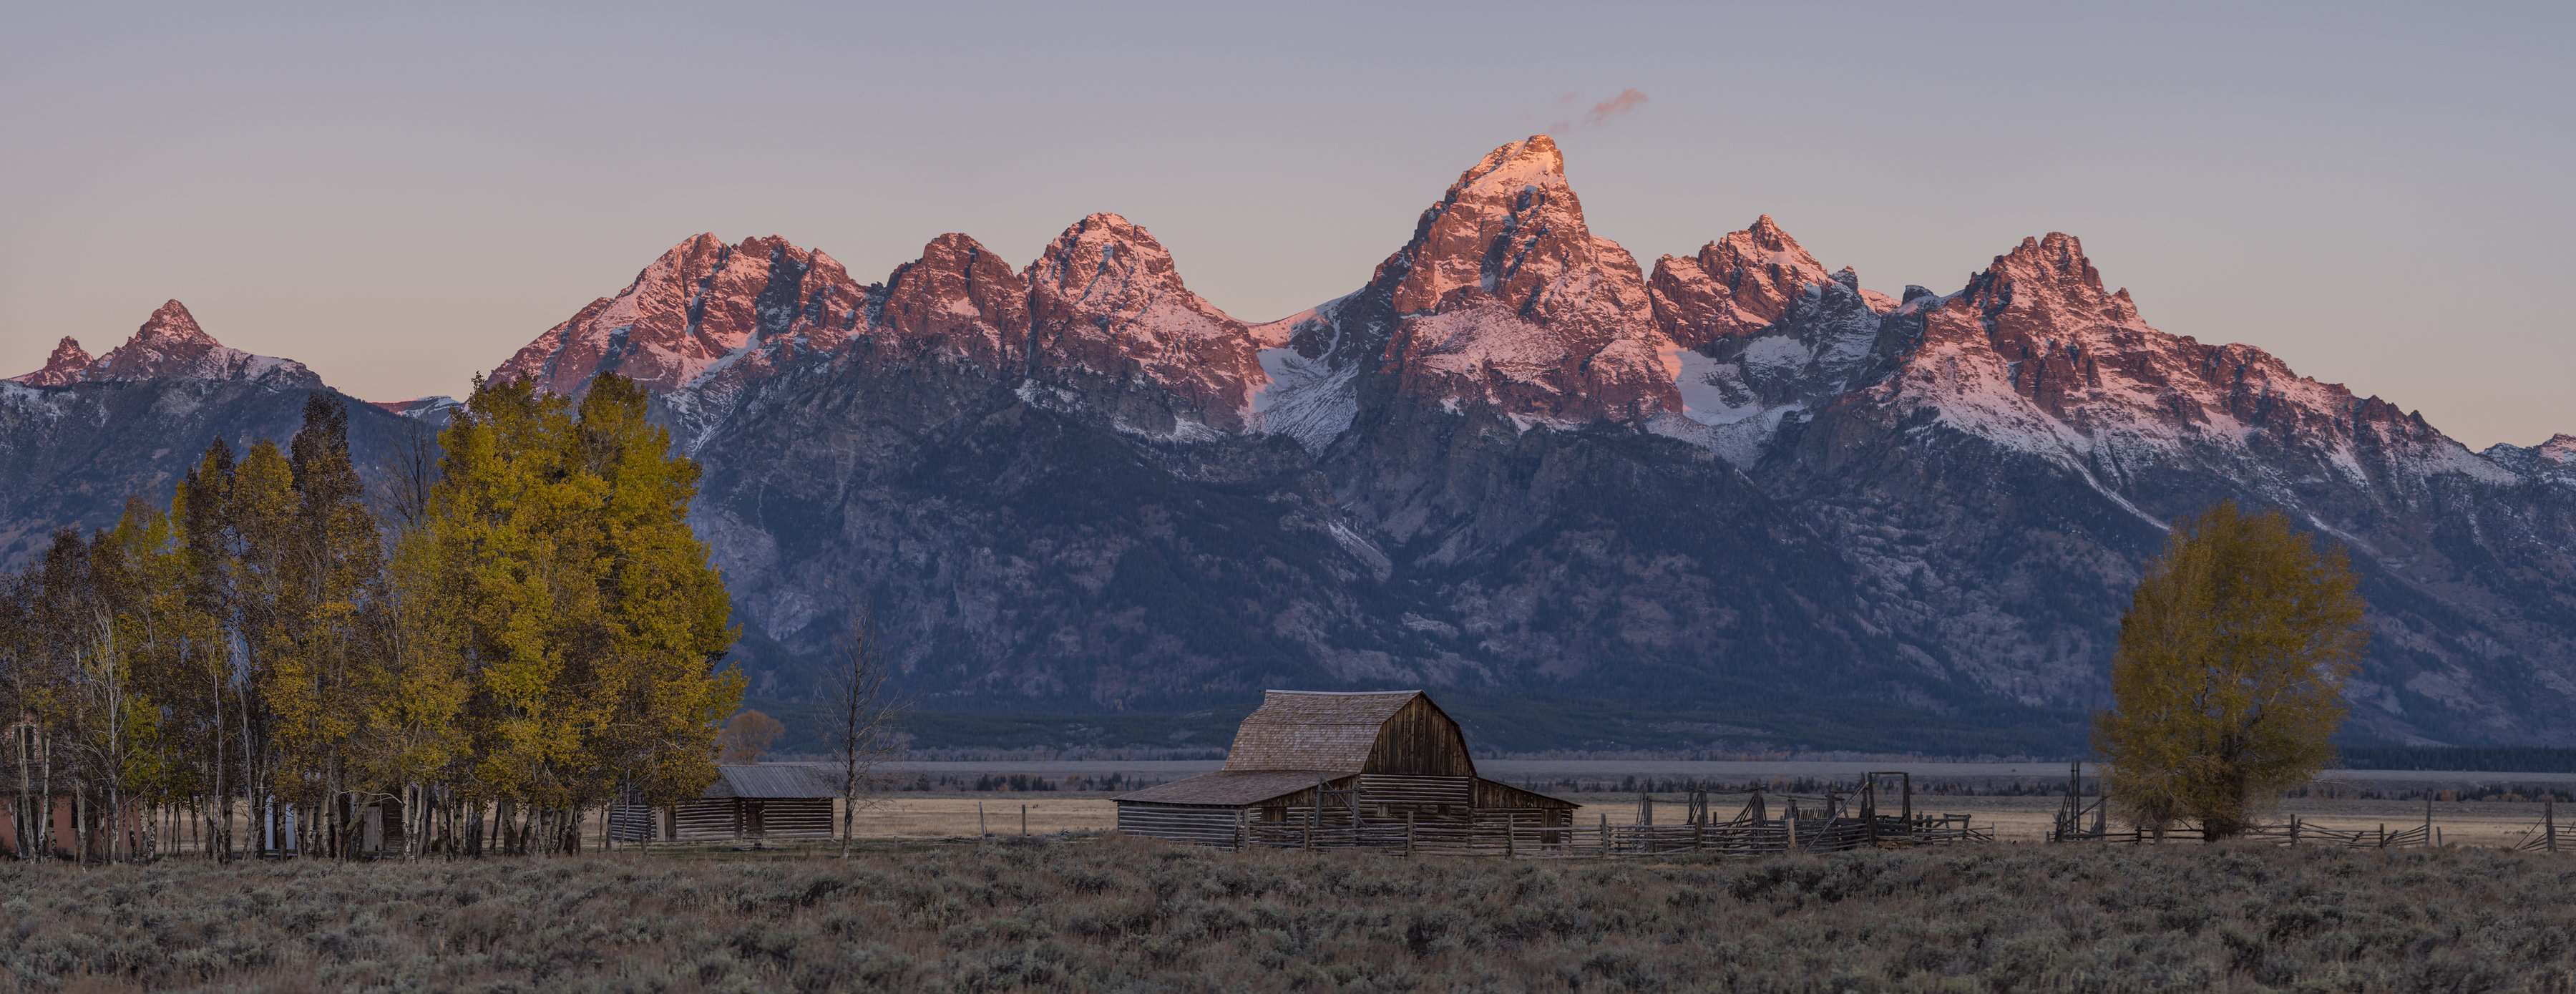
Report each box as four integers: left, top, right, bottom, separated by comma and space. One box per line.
4, 1, 2567, 448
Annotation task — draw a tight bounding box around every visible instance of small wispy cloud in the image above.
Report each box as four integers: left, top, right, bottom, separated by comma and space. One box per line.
1543, 88, 1649, 132
1582, 88, 1649, 127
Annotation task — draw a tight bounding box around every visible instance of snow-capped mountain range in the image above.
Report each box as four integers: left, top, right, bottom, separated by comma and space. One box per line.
12, 136, 2575, 749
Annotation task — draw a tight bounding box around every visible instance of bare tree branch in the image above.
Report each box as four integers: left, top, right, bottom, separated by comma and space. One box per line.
829, 605, 905, 857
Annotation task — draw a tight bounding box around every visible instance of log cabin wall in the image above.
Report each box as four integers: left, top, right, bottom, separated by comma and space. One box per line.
1117, 804, 1241, 846
1361, 696, 1476, 777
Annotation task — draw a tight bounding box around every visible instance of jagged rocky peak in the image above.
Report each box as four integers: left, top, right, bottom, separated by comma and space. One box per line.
494, 233, 869, 398
1025, 213, 1265, 434
11, 337, 93, 386
94, 300, 223, 378
1369, 135, 1678, 424
2484, 433, 2576, 487
1649, 215, 1894, 349
877, 232, 1030, 370
11, 300, 320, 389
1883, 232, 2500, 484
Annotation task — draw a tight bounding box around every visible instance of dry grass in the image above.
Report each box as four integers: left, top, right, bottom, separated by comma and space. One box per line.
839, 794, 2566, 847
3, 838, 2572, 993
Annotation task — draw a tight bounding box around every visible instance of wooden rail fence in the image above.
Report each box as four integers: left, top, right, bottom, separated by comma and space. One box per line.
1225, 808, 1991, 859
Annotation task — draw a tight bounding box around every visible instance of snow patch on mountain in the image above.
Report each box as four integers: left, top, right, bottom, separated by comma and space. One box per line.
1251, 299, 1366, 452
11, 301, 321, 391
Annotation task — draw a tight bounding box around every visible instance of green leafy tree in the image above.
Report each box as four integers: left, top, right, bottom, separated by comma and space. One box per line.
575, 376, 741, 813
265, 396, 393, 855
419, 374, 738, 853
2094, 501, 2371, 839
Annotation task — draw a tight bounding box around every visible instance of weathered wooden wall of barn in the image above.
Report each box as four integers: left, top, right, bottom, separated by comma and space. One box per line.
674, 799, 741, 841
1475, 779, 1575, 819
1362, 697, 1475, 776
758, 799, 834, 839
1118, 804, 1242, 847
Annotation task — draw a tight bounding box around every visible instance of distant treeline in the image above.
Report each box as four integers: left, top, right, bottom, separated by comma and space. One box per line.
2338, 747, 2576, 773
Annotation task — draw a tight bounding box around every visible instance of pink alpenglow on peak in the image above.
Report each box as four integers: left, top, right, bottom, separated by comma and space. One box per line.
1882, 232, 2504, 487
13, 301, 319, 389
11, 337, 94, 386
874, 233, 1030, 370
92, 300, 221, 379
492, 233, 870, 398
1024, 213, 1265, 436
1649, 215, 1895, 349
1370, 135, 1680, 424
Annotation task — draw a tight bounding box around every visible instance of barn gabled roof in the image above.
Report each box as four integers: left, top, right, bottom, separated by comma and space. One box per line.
1113, 770, 1345, 807
1221, 690, 1427, 774
701, 765, 836, 799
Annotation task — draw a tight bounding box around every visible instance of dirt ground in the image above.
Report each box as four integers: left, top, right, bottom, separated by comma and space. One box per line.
835, 791, 2567, 848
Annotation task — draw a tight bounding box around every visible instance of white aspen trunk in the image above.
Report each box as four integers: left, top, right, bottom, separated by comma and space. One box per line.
37, 734, 52, 862
15, 725, 29, 863
210, 664, 227, 863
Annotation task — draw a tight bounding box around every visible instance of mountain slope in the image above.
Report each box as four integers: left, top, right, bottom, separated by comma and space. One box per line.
479, 139, 2576, 749
18, 137, 2564, 751
2, 301, 429, 565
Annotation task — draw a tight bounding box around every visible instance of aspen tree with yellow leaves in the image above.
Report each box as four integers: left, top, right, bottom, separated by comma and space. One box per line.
2093, 501, 2371, 840
1, 380, 741, 862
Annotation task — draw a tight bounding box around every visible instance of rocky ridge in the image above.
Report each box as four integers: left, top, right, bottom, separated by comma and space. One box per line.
472, 136, 2576, 748
11, 301, 322, 390
1, 301, 419, 565
11, 136, 2572, 749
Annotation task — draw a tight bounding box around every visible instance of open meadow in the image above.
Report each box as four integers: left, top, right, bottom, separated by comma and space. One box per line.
852, 792, 2572, 848
6, 835, 2575, 992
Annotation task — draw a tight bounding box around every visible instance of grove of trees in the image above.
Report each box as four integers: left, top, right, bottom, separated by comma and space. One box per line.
0, 374, 742, 862
2093, 501, 2372, 839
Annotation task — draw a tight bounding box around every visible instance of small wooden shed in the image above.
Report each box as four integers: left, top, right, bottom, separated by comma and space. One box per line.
662, 765, 837, 844
1115, 690, 1574, 850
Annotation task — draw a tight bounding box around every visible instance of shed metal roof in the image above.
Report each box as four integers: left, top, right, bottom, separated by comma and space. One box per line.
701, 764, 837, 799
1113, 770, 1345, 807
1221, 690, 1423, 774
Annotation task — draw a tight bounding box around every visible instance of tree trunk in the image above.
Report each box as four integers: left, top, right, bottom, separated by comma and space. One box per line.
37, 736, 52, 862
14, 725, 29, 863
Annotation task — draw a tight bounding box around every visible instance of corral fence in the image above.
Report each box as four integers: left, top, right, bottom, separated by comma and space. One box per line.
1207, 771, 1991, 859
2048, 761, 2520, 850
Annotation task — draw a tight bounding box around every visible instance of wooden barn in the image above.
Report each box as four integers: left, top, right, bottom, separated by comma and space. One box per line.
1115, 690, 1575, 852
627, 765, 838, 844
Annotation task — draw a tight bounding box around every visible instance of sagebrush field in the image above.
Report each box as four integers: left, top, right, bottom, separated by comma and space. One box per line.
3, 837, 2571, 993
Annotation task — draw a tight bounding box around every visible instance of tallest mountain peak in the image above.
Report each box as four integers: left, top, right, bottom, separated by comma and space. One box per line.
1455, 135, 1565, 192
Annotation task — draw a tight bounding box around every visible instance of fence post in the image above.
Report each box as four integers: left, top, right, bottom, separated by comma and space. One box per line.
1599, 814, 1609, 858
1307, 780, 1322, 852
1505, 812, 1516, 860
1786, 815, 1798, 854
2548, 796, 2557, 853
1405, 811, 1415, 859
